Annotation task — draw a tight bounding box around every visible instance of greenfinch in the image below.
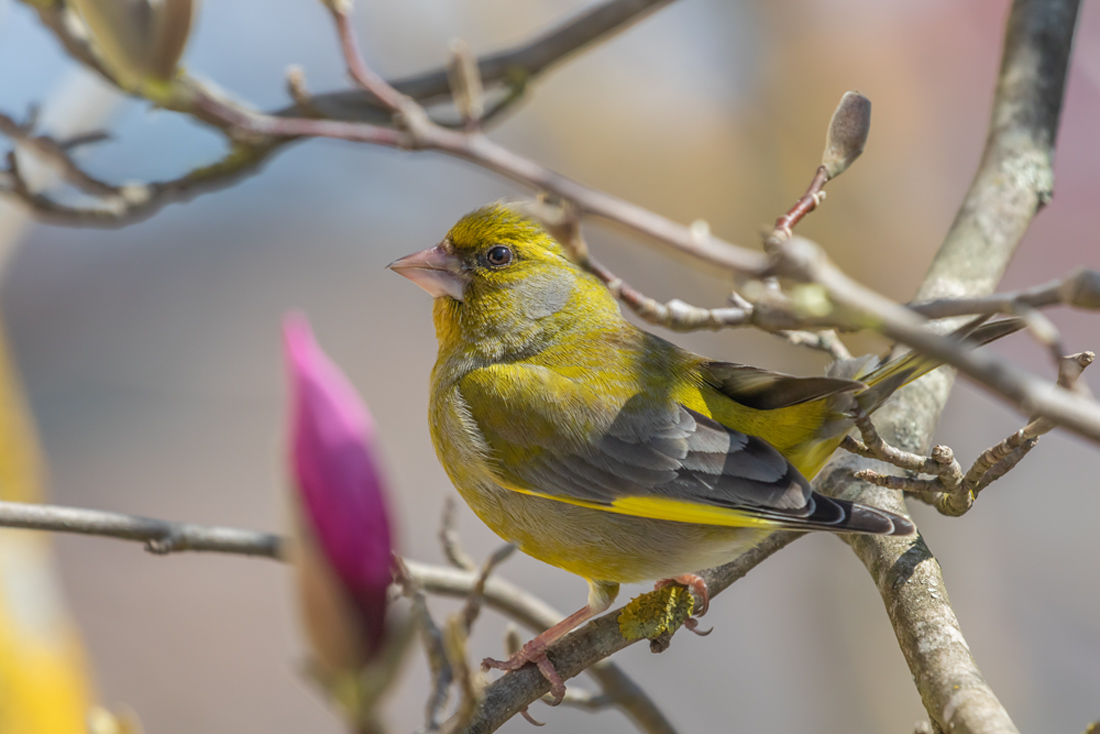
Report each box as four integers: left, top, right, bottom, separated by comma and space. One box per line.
390, 203, 1011, 701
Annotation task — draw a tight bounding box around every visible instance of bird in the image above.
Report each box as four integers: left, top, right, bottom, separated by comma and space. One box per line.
389, 202, 1015, 702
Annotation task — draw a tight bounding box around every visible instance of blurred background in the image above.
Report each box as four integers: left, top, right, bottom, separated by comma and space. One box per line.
1, 0, 1098, 731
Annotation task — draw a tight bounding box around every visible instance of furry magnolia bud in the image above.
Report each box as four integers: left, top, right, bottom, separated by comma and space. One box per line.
821, 91, 871, 179
68, 0, 198, 90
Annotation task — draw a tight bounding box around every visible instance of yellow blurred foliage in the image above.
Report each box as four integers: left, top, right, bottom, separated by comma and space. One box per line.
0, 323, 93, 733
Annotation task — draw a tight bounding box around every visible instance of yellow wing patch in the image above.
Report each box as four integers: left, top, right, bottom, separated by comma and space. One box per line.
502, 483, 781, 529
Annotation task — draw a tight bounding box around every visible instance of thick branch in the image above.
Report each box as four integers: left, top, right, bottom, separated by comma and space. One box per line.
457, 531, 796, 732
831, 2, 1081, 732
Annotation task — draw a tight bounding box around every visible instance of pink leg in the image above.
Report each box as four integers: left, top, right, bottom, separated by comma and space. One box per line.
483, 580, 618, 705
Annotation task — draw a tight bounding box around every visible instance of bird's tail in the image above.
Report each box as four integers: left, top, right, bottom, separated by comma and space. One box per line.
838, 316, 1024, 414
774, 492, 916, 536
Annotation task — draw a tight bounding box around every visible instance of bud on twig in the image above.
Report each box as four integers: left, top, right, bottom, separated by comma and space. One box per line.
284, 314, 402, 724
821, 91, 871, 179
319, 0, 353, 14
447, 39, 485, 127
68, 0, 198, 91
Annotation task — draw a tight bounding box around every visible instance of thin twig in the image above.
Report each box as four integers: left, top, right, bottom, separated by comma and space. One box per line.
907, 267, 1100, 318
460, 544, 517, 634
15, 0, 1100, 447
0, 111, 120, 198
193, 51, 1100, 447
328, 7, 408, 114
773, 329, 853, 361
8, 0, 672, 226
767, 234, 1100, 444
524, 196, 851, 365
0, 499, 284, 558
0, 496, 675, 734
409, 560, 680, 734
440, 543, 518, 733
850, 350, 1093, 516
395, 557, 453, 732
442, 612, 484, 733
438, 497, 477, 572
1014, 305, 1066, 365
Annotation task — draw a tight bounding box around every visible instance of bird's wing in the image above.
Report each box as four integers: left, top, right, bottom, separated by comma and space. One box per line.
701, 361, 865, 410
458, 363, 906, 533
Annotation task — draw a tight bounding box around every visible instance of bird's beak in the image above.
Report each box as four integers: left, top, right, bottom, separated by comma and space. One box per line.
387, 244, 468, 302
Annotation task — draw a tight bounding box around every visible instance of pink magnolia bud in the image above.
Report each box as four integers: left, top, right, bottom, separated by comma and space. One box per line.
283, 315, 394, 674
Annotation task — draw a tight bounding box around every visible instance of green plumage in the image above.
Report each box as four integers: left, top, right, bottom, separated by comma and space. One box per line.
408, 204, 949, 588
389, 203, 1021, 696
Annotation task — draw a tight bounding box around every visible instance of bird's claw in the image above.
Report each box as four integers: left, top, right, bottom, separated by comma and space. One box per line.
655, 573, 710, 615
519, 706, 546, 726
684, 616, 713, 636
483, 641, 567, 705
655, 573, 712, 635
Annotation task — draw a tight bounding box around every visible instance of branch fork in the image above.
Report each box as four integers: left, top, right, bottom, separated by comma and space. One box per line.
846, 350, 1094, 516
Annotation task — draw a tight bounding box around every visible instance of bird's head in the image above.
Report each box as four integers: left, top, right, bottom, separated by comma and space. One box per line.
389, 204, 618, 356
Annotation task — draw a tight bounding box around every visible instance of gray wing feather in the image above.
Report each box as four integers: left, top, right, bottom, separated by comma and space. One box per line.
512, 398, 813, 516
702, 362, 865, 410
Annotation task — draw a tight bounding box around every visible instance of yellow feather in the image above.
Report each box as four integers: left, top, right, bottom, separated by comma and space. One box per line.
501, 484, 780, 529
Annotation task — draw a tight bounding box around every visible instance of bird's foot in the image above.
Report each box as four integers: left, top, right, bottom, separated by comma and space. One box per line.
655, 573, 713, 635
483, 639, 567, 704
655, 573, 710, 615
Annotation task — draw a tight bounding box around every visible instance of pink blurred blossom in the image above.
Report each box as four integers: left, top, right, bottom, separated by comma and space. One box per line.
283, 314, 394, 667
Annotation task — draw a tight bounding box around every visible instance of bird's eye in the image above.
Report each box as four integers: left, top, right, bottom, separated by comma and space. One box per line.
485, 245, 513, 267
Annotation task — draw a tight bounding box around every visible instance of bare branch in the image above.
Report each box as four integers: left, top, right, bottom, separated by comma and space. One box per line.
226, 54, 1100, 455
833, 1, 1082, 732
7, 0, 672, 227
908, 268, 1100, 319
303, 0, 674, 121
442, 611, 485, 733
0, 110, 120, 198
458, 532, 796, 732
772, 329, 852, 361
394, 557, 454, 732
0, 499, 283, 559
438, 497, 477, 572
407, 564, 680, 734
7, 2, 1095, 729
1, 137, 279, 226
967, 350, 1093, 493
523, 197, 852, 361
460, 544, 517, 634
0, 495, 675, 734
15, 0, 1100, 451
328, 6, 408, 115
768, 235, 1100, 445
